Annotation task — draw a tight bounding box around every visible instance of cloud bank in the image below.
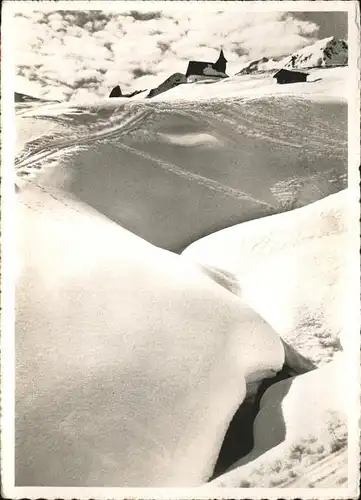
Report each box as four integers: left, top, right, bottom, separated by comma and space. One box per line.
12, 6, 320, 101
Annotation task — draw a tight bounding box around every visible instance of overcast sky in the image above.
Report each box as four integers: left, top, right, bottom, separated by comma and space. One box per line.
11, 5, 347, 102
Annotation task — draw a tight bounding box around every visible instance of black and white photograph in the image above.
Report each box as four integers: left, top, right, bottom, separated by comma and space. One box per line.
1, 1, 360, 498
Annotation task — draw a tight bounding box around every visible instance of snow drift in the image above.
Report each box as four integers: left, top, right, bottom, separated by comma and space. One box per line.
182, 190, 355, 365
206, 357, 348, 488
16, 179, 294, 487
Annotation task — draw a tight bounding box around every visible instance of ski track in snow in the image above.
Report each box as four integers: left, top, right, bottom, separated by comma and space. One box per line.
15, 94, 347, 238
16, 98, 347, 170
16, 103, 275, 209
115, 142, 275, 210
15, 106, 154, 171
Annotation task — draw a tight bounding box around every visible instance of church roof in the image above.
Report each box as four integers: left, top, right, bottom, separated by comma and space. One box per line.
185, 48, 228, 78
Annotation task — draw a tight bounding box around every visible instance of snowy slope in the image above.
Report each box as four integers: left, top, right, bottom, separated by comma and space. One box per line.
12, 65, 354, 490
15, 92, 52, 103
182, 190, 356, 365
151, 66, 348, 101
236, 56, 280, 75
16, 178, 291, 487
281, 37, 348, 69
236, 37, 348, 75
15, 68, 347, 253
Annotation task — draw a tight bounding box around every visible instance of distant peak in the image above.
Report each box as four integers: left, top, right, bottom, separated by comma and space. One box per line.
282, 37, 348, 70
236, 36, 348, 75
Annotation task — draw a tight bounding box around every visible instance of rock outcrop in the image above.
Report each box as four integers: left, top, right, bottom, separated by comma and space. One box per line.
146, 72, 187, 99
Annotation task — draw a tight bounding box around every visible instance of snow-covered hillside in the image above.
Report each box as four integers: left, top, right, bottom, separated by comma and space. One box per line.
15, 68, 348, 252
147, 66, 347, 102
182, 190, 352, 366
281, 36, 348, 69
236, 56, 280, 75
17, 178, 295, 487
236, 37, 348, 75
11, 61, 357, 493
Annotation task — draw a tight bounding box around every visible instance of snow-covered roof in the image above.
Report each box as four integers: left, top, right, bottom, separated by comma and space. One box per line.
273, 68, 310, 77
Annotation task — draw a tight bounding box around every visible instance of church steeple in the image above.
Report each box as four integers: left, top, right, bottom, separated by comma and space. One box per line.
214, 48, 227, 73
218, 48, 227, 63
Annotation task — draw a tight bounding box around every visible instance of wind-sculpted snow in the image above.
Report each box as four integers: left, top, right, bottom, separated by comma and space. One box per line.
182, 191, 354, 365
205, 359, 348, 488
16, 93, 347, 251
16, 180, 292, 487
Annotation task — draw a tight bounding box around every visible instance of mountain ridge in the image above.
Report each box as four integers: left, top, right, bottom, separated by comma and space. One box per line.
236, 36, 348, 75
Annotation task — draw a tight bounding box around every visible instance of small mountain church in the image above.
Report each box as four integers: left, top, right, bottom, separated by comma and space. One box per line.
185, 49, 228, 79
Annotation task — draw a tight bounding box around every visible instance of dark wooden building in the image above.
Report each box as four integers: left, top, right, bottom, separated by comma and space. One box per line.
273, 68, 309, 84
185, 48, 227, 78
